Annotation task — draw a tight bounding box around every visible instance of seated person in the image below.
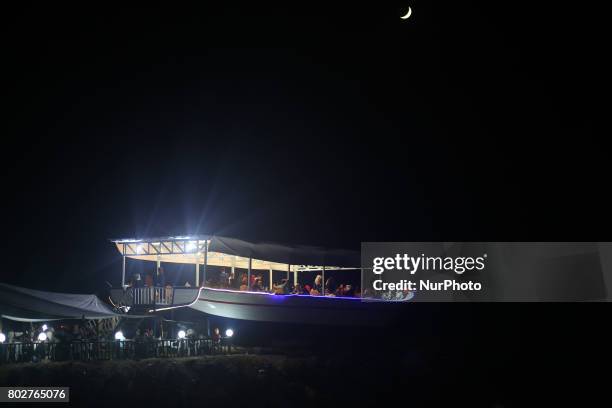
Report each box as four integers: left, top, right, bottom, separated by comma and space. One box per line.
310, 275, 322, 295
252, 277, 264, 292
292, 283, 303, 295
164, 283, 173, 303
133, 273, 142, 287
273, 278, 289, 295
219, 268, 229, 288
212, 327, 221, 343
156, 266, 166, 287
313, 275, 322, 292
325, 276, 336, 293
239, 274, 248, 291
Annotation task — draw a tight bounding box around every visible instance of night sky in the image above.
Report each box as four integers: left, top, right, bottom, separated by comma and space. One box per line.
3, 1, 605, 293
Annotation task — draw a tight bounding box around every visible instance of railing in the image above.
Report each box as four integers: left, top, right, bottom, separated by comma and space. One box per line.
132, 286, 173, 305
0, 338, 233, 365
0, 342, 55, 363
110, 287, 203, 308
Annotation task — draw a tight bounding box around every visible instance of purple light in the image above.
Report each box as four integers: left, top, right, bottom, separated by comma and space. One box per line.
203, 287, 363, 301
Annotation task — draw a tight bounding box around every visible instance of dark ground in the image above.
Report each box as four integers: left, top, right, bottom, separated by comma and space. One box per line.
1, 304, 608, 407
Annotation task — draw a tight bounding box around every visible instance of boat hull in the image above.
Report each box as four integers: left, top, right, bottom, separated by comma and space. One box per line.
190, 288, 403, 326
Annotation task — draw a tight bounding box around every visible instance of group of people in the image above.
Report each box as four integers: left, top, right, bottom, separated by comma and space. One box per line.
127, 267, 361, 298
231, 272, 360, 297
294, 275, 359, 297
128, 266, 169, 288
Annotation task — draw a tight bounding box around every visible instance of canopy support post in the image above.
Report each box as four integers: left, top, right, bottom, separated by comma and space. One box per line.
195, 262, 200, 287
293, 267, 298, 287
269, 267, 273, 293
121, 243, 126, 288
248, 257, 252, 290
203, 239, 208, 287
360, 268, 363, 298
322, 265, 325, 296
232, 256, 236, 288
287, 264, 290, 281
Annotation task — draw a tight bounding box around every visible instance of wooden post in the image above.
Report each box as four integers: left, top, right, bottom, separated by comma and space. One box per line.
121, 243, 126, 288
322, 265, 326, 296
232, 256, 236, 288
248, 257, 252, 290
203, 239, 208, 287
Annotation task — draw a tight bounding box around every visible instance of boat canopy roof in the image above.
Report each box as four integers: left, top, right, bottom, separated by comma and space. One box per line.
111, 235, 360, 272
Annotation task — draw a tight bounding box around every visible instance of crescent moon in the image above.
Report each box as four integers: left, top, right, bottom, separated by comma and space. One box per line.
400, 7, 412, 20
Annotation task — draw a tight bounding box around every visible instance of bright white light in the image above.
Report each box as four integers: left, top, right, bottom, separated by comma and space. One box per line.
225, 329, 234, 338
173, 236, 193, 240
42, 324, 48, 331
136, 244, 144, 254
38, 332, 47, 342
0, 333, 5, 343
114, 331, 125, 341
178, 330, 186, 339
186, 241, 197, 251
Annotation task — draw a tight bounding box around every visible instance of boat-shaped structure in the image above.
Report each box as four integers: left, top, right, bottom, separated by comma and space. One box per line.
109, 235, 406, 326
191, 287, 403, 326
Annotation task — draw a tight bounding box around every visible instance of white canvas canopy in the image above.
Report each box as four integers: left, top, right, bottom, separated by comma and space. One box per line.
112, 235, 360, 271
0, 283, 121, 322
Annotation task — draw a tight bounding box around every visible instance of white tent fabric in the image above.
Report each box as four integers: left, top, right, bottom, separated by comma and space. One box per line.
113, 235, 360, 270
208, 236, 360, 267
0, 282, 120, 322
